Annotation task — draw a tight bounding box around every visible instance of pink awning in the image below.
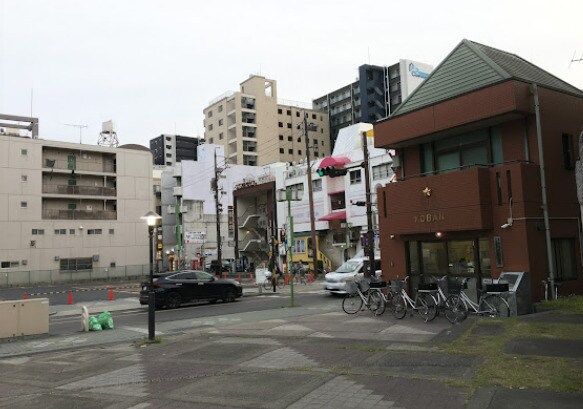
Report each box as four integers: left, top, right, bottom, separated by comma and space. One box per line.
318, 211, 347, 222
317, 156, 350, 169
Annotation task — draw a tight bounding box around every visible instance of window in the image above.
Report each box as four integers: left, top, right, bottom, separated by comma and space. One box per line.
60, 257, 93, 271
209, 138, 214, 143
166, 153, 172, 158
278, 122, 283, 128
279, 148, 284, 154
0, 261, 19, 269
293, 239, 305, 254
165, 136, 171, 141
421, 127, 503, 174
21, 175, 27, 182
288, 149, 293, 154
312, 114, 316, 119
562, 133, 575, 170
109, 229, 114, 234
21, 201, 27, 208
287, 123, 292, 129
68, 203, 77, 210
312, 179, 322, 192
69, 229, 75, 235
219, 133, 224, 140
218, 105, 223, 112
372, 164, 390, 180
350, 169, 362, 184
88, 229, 102, 235
330, 192, 346, 210
21, 149, 28, 156
279, 135, 283, 140
553, 238, 577, 280
296, 112, 300, 117
287, 110, 291, 115
289, 183, 304, 192
68, 179, 77, 186
166, 144, 172, 149
288, 136, 292, 141
298, 150, 302, 155
54, 229, 67, 235
278, 108, 282, 114
218, 119, 223, 126
207, 110, 213, 118
208, 124, 213, 131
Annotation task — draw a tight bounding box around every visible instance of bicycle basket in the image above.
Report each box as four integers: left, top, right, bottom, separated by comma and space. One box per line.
486, 283, 509, 293
389, 280, 404, 292
264, 271, 272, 278
345, 281, 359, 295
417, 283, 437, 291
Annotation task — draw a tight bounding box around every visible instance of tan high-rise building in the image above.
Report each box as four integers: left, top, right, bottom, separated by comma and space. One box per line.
203, 75, 330, 166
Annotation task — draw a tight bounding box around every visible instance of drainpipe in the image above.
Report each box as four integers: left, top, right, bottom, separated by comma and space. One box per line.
532, 83, 556, 299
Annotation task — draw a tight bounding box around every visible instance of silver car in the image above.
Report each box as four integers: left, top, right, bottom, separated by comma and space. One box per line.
324, 258, 381, 294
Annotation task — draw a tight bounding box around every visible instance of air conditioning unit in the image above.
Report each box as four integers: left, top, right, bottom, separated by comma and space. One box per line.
288, 169, 297, 178
92, 255, 99, 262
54, 256, 60, 261
22, 260, 28, 266
391, 155, 401, 168
86, 205, 93, 211
30, 240, 36, 247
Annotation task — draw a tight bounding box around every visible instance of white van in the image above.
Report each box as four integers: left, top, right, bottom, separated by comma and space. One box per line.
323, 250, 381, 294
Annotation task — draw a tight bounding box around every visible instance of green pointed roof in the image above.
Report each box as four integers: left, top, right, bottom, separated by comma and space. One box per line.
391, 39, 583, 117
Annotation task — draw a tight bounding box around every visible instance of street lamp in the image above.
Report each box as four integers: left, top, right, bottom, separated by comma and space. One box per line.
277, 187, 303, 307
141, 210, 161, 341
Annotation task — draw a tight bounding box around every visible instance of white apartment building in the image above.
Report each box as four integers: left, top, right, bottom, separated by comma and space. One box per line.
0, 131, 154, 286
164, 144, 273, 270
203, 75, 331, 166
277, 123, 394, 269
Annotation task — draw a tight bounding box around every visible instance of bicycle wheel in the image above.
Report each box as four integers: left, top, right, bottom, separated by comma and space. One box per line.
263, 278, 272, 291
342, 294, 363, 314
367, 290, 386, 316
480, 294, 510, 317
444, 294, 468, 324
391, 294, 407, 319
415, 292, 437, 322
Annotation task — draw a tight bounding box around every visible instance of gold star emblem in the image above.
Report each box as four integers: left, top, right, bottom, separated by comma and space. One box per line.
422, 187, 432, 198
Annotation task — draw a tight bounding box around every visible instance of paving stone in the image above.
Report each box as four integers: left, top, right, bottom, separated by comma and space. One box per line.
240, 347, 318, 369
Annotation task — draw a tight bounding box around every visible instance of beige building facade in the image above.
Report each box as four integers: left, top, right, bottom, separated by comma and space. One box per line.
0, 133, 154, 286
204, 75, 330, 166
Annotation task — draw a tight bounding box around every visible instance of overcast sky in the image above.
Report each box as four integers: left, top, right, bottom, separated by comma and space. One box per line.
1, 0, 582, 146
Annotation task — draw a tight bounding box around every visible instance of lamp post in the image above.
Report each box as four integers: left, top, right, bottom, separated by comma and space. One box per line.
277, 187, 303, 307
141, 211, 161, 341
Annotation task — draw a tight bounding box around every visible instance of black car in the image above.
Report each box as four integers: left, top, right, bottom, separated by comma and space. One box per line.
139, 270, 243, 309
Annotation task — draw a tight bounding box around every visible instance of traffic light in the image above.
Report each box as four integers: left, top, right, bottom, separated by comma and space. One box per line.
317, 166, 348, 178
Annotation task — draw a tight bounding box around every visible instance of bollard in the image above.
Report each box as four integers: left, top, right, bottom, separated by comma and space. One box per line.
108, 288, 114, 301
67, 290, 74, 305
22, 292, 28, 300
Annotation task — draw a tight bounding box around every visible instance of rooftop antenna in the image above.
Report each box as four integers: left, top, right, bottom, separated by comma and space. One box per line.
98, 120, 119, 147
65, 123, 88, 144
570, 50, 583, 67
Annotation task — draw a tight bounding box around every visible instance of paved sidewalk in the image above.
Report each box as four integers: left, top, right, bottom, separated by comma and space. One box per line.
1, 290, 582, 409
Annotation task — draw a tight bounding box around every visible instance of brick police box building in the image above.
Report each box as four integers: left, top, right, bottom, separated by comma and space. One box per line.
374, 39, 583, 302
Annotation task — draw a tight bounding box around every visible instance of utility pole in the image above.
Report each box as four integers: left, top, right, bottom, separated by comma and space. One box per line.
362, 131, 375, 278
213, 149, 223, 273
303, 113, 320, 276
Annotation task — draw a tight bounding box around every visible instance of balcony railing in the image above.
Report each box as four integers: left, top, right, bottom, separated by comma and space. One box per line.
42, 209, 117, 220
42, 185, 116, 197
44, 160, 115, 173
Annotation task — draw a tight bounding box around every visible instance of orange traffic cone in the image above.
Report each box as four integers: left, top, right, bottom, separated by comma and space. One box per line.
22, 292, 28, 300
108, 288, 114, 301
67, 291, 73, 305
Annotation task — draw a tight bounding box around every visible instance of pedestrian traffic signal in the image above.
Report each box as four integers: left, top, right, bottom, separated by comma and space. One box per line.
317, 166, 348, 178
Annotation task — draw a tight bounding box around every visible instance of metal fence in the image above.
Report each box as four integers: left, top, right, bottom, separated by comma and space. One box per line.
0, 265, 150, 288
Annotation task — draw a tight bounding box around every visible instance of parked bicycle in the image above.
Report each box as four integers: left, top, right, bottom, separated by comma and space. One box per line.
291, 263, 308, 285
390, 277, 437, 322
445, 277, 511, 323
418, 276, 466, 324
342, 277, 385, 316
